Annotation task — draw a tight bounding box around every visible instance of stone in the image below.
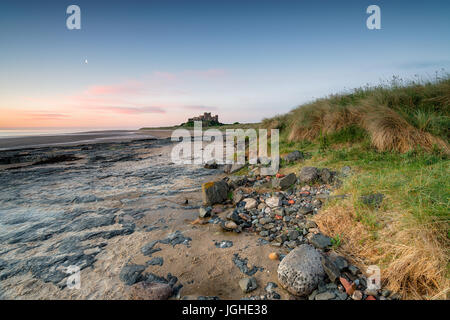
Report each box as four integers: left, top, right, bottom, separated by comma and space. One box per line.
266, 197, 281, 208
320, 256, 340, 282
288, 230, 300, 241
233, 190, 244, 204
201, 180, 229, 206
272, 173, 297, 190
360, 193, 384, 208
221, 220, 238, 231
141, 240, 161, 257
298, 166, 319, 184
204, 160, 218, 169
239, 277, 258, 293
128, 281, 173, 300
146, 257, 164, 266
283, 151, 304, 164
348, 265, 359, 276
259, 217, 272, 225
309, 233, 332, 249
268, 252, 279, 260
319, 168, 333, 184
341, 166, 352, 176
119, 264, 146, 285
214, 240, 233, 248
340, 277, 356, 295
243, 198, 257, 210
315, 291, 336, 300
277, 244, 325, 296
264, 282, 278, 293
305, 220, 318, 229
333, 256, 348, 271
199, 206, 212, 218
352, 290, 363, 300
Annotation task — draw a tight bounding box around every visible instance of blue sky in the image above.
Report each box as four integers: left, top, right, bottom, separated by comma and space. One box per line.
0, 0, 449, 128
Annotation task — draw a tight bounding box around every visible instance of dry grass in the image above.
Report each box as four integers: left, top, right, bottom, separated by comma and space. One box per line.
314, 203, 450, 300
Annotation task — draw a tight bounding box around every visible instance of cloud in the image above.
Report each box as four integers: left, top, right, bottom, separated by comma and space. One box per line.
86, 106, 166, 114
85, 81, 144, 96
28, 113, 70, 120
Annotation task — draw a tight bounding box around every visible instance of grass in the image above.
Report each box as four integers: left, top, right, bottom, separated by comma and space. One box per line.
261, 75, 450, 299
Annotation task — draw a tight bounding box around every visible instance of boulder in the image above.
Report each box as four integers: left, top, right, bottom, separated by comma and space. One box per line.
201, 180, 229, 206
283, 151, 304, 164
320, 255, 340, 282
128, 281, 173, 300
272, 173, 297, 189
299, 167, 319, 184
277, 244, 325, 296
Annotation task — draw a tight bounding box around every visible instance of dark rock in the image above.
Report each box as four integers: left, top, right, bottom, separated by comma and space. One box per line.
214, 240, 233, 248
232, 254, 263, 276
201, 180, 229, 206
272, 173, 297, 190
360, 193, 384, 208
283, 151, 304, 164
146, 257, 164, 266
119, 264, 146, 285
309, 233, 332, 249
298, 167, 319, 184
321, 255, 340, 282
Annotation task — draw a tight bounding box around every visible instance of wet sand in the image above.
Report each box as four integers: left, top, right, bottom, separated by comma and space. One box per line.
0, 134, 291, 300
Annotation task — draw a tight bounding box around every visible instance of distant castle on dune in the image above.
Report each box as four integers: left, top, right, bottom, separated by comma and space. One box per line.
187, 112, 220, 125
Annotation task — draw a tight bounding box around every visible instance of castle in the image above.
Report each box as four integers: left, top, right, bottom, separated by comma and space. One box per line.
187, 112, 219, 124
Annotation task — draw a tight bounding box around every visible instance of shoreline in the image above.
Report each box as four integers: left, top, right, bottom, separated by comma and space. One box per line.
0, 129, 174, 151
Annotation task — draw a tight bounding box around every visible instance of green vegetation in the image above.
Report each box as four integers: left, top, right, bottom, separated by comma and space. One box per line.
263, 75, 449, 299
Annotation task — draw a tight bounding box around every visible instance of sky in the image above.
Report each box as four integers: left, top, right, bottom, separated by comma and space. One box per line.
0, 0, 449, 129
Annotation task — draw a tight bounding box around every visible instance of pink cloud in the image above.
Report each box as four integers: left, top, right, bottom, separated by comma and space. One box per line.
183, 105, 219, 111
85, 106, 166, 114
85, 81, 144, 96
153, 71, 178, 81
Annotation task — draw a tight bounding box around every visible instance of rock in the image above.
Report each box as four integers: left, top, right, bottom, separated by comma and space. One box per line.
266, 197, 281, 208
204, 160, 218, 169
259, 217, 272, 225
341, 166, 352, 176
320, 256, 340, 282
332, 256, 348, 271
201, 180, 229, 206
243, 198, 257, 210
119, 264, 146, 285
298, 167, 319, 184
146, 257, 164, 266
141, 240, 160, 257
339, 277, 356, 295
199, 206, 212, 218
315, 291, 336, 300
224, 163, 246, 174
352, 290, 363, 300
288, 230, 300, 241
128, 281, 173, 300
239, 277, 258, 293
233, 190, 244, 204
348, 265, 359, 276
319, 168, 333, 184
277, 244, 325, 296
228, 176, 247, 189
214, 240, 233, 248
283, 151, 304, 164
309, 233, 332, 249
305, 220, 318, 229
221, 220, 238, 231
260, 231, 269, 237
264, 282, 278, 293
268, 252, 279, 260
360, 193, 384, 208
272, 173, 297, 190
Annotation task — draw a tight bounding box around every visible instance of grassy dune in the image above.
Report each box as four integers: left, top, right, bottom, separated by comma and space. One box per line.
262, 76, 449, 299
